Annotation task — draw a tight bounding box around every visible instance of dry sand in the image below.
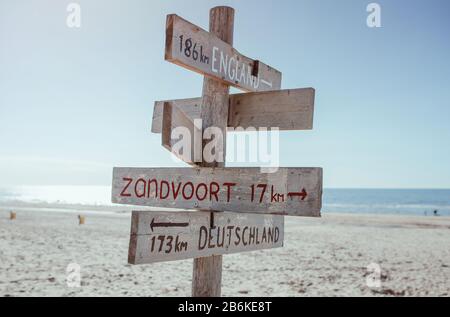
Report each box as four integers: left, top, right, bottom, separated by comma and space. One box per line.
0, 207, 449, 297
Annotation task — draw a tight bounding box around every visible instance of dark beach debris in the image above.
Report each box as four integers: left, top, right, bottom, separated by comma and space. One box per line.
372, 288, 406, 296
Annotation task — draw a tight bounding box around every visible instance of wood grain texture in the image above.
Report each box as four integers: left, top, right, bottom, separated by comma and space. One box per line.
128, 211, 284, 265
111, 167, 323, 217
192, 255, 222, 297
165, 14, 281, 92
152, 88, 315, 133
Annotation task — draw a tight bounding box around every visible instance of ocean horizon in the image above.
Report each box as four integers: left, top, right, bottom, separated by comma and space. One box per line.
0, 186, 449, 217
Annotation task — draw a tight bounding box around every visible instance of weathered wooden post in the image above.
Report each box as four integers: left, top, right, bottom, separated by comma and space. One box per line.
192, 5, 234, 298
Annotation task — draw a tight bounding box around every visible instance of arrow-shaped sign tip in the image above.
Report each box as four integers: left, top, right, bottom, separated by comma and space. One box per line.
150, 218, 155, 232
287, 188, 308, 201
301, 188, 308, 201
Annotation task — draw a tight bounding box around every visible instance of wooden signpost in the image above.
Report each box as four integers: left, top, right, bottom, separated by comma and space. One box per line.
129, 211, 284, 264
111, 6, 323, 297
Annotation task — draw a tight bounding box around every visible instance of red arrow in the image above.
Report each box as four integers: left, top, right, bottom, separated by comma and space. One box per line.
287, 188, 308, 201
150, 218, 189, 232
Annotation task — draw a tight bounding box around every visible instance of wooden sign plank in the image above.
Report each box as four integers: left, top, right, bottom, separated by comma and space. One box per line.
128, 211, 284, 264
112, 167, 322, 217
230, 88, 315, 130
152, 88, 315, 134
165, 14, 282, 92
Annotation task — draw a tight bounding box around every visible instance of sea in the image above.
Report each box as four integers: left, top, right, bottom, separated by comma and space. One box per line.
0, 186, 449, 217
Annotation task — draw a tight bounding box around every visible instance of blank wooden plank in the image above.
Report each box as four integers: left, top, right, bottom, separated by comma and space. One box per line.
112, 167, 322, 217
165, 14, 282, 92
230, 88, 315, 130
151, 88, 315, 134
128, 211, 284, 264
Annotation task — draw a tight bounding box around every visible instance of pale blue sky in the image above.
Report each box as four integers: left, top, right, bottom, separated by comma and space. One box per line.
1, 0, 449, 188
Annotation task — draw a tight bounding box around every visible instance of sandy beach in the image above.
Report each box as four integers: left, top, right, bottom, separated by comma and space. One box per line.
0, 207, 449, 297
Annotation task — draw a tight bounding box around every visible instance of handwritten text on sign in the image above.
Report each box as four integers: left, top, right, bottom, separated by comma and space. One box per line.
128, 211, 284, 264
165, 15, 282, 92
112, 167, 322, 217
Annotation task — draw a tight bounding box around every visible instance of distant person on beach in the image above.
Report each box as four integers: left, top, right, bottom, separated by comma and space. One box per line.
433, 210, 440, 216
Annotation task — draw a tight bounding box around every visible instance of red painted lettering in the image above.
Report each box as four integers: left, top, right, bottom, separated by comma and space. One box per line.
257, 184, 267, 203
223, 182, 237, 202
242, 226, 248, 246
134, 178, 146, 198
147, 179, 158, 198
195, 183, 208, 201
209, 182, 220, 202
234, 227, 241, 246
160, 181, 170, 200
182, 182, 194, 200
172, 181, 181, 200
120, 178, 133, 197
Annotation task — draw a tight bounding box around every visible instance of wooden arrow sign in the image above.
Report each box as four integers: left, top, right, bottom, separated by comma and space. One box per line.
128, 211, 284, 264
165, 14, 282, 92
152, 88, 315, 134
112, 167, 322, 217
